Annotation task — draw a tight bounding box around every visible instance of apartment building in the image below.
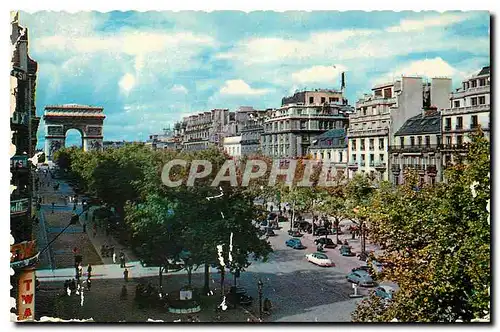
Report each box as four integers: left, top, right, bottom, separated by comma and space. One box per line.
348, 77, 451, 181
308, 128, 348, 176
178, 109, 230, 151
389, 108, 442, 185
441, 66, 490, 165
261, 89, 352, 158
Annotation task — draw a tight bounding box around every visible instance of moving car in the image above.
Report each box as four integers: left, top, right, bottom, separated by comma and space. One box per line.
306, 252, 335, 267
285, 238, 306, 250
346, 270, 376, 287
314, 237, 336, 248
373, 285, 395, 300
340, 245, 354, 256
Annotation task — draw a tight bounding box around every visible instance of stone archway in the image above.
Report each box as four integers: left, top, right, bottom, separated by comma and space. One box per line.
43, 104, 105, 160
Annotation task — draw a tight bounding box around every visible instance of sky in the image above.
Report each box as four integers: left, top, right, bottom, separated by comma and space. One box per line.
18, 11, 490, 148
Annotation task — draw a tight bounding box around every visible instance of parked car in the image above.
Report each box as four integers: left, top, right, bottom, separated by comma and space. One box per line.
331, 228, 343, 235
314, 237, 336, 248
340, 245, 354, 256
306, 252, 335, 267
278, 215, 288, 222
371, 260, 384, 274
373, 285, 395, 300
227, 286, 253, 306
285, 238, 306, 250
346, 270, 376, 287
313, 227, 331, 236
288, 229, 303, 237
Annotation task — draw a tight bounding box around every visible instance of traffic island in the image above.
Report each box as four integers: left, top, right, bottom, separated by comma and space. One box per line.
167, 287, 201, 314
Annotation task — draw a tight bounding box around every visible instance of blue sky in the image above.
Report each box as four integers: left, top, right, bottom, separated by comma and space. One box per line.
18, 11, 490, 148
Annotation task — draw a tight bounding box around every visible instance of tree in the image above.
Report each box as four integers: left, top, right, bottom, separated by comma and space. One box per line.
352, 131, 490, 322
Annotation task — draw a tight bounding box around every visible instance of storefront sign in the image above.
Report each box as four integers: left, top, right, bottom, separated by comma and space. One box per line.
11, 155, 28, 169
11, 198, 29, 215
11, 240, 37, 264
11, 112, 29, 125
11, 67, 27, 81
17, 269, 35, 321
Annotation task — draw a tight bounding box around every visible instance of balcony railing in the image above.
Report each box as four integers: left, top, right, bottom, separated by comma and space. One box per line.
451, 85, 490, 99
378, 146, 384, 150
360, 161, 366, 166
389, 144, 442, 154
442, 104, 490, 115
427, 165, 437, 174
374, 162, 386, 169
444, 125, 451, 131
391, 165, 401, 173
369, 146, 375, 151
456, 124, 463, 130
470, 123, 479, 130
347, 127, 389, 137
347, 162, 359, 168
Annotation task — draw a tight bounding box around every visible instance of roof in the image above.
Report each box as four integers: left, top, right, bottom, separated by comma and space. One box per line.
478, 66, 490, 76
310, 128, 347, 148
44, 104, 104, 111
394, 111, 441, 136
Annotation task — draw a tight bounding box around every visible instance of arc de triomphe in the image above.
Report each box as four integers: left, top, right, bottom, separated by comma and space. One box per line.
43, 104, 105, 160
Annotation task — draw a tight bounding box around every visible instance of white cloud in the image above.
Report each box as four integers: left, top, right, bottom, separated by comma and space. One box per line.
219, 80, 271, 96
386, 12, 476, 33
170, 84, 188, 94
291, 65, 347, 84
119, 73, 136, 93
392, 57, 458, 78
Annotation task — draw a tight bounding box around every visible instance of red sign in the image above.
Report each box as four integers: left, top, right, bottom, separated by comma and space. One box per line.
17, 270, 35, 321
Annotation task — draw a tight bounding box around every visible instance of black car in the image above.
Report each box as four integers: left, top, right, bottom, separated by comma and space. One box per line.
288, 229, 303, 237
314, 237, 336, 248
227, 286, 253, 306
313, 227, 331, 236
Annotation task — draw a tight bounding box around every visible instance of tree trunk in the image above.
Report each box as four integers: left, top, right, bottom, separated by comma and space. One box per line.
335, 219, 340, 244
159, 266, 163, 293
290, 201, 295, 230
203, 263, 210, 294
220, 268, 225, 297
187, 267, 193, 287
233, 273, 237, 287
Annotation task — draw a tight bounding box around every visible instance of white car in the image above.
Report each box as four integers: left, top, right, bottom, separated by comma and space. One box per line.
306, 252, 335, 267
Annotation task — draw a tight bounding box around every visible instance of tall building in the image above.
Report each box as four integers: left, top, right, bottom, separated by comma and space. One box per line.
10, 12, 39, 321
440, 66, 490, 165
348, 77, 451, 181
261, 89, 352, 158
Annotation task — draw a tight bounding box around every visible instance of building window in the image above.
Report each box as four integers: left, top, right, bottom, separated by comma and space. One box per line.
309, 96, 314, 104
480, 78, 486, 86
321, 97, 326, 104
369, 154, 374, 166
383, 88, 392, 98
400, 137, 404, 148
326, 152, 331, 159
351, 139, 356, 151
380, 154, 384, 162
410, 136, 415, 146
339, 151, 343, 161
445, 117, 451, 130
369, 139, 374, 150
471, 97, 478, 106
379, 138, 384, 149
425, 136, 430, 147
456, 116, 463, 129
479, 96, 486, 105
446, 136, 452, 147
454, 100, 460, 108
437, 135, 441, 146
471, 115, 479, 129
363, 108, 367, 116
352, 154, 356, 162
360, 139, 365, 150
471, 80, 477, 88
457, 135, 463, 146
417, 136, 422, 146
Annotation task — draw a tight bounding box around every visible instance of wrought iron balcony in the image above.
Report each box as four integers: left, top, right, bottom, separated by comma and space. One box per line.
389, 144, 441, 153
391, 164, 401, 173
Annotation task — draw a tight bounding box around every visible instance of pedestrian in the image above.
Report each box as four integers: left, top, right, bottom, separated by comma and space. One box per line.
112, 251, 117, 264
87, 264, 92, 279
86, 278, 92, 291
92, 224, 97, 238
51, 202, 55, 213
120, 285, 128, 299
123, 268, 129, 282
78, 264, 83, 278
263, 298, 272, 315
83, 223, 87, 233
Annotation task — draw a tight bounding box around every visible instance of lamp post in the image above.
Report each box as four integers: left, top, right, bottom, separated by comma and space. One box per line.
258, 279, 263, 321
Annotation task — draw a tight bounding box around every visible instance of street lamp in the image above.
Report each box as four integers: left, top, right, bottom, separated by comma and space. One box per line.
258, 279, 263, 321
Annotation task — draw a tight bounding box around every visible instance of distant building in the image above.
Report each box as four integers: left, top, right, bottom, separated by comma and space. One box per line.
440, 66, 490, 166
223, 135, 242, 157
261, 89, 352, 158
308, 128, 348, 176
103, 140, 144, 149
389, 108, 442, 185
144, 127, 181, 150
179, 109, 231, 151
